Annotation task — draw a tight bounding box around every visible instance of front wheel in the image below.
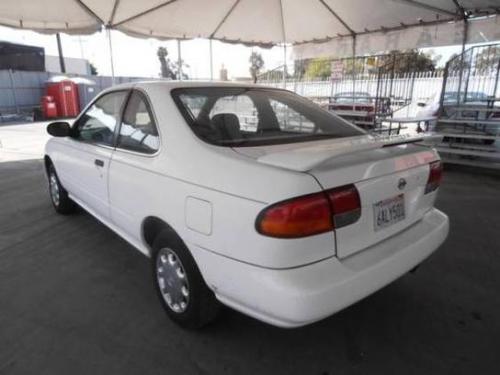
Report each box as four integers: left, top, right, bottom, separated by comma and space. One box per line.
47, 163, 76, 214
152, 231, 220, 329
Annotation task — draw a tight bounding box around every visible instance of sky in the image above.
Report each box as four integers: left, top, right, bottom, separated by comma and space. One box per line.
0, 25, 471, 79
0, 25, 289, 79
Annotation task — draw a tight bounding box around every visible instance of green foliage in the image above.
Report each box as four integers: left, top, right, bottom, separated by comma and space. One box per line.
378, 50, 440, 73
304, 58, 331, 79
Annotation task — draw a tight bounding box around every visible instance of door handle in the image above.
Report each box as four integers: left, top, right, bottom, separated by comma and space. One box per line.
94, 159, 104, 167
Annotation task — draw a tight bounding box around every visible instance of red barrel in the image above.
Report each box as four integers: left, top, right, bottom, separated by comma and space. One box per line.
40, 95, 58, 119
46, 80, 80, 118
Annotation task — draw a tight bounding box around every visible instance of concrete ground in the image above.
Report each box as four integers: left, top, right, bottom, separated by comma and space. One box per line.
1, 124, 499, 375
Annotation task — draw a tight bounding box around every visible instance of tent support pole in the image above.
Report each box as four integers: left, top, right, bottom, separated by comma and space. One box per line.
283, 44, 287, 89
56, 33, 66, 74
453, 0, 468, 106
106, 28, 115, 83
209, 39, 214, 81
352, 34, 356, 95
456, 18, 469, 106
177, 39, 183, 80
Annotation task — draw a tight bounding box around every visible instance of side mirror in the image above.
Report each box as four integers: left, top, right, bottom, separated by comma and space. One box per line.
47, 121, 71, 137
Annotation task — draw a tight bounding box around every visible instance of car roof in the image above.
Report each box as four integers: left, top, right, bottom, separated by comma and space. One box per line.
107, 80, 274, 92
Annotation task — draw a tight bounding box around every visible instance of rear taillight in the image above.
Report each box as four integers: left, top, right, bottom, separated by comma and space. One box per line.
327, 184, 362, 228
425, 160, 443, 194
255, 192, 332, 238
256, 184, 361, 238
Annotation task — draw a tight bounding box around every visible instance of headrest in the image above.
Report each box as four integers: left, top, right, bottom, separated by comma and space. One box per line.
211, 113, 241, 140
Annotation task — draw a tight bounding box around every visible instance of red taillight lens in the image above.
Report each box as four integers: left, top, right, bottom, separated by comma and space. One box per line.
256, 192, 332, 238
327, 184, 362, 228
425, 161, 443, 194
256, 184, 361, 238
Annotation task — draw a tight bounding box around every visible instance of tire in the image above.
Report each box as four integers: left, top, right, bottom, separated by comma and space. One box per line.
152, 230, 220, 329
47, 163, 76, 214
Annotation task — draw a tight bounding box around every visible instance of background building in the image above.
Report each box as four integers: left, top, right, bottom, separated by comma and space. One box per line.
44, 55, 91, 75
0, 41, 45, 71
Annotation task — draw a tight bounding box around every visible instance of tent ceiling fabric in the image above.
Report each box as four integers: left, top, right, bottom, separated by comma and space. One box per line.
1, 0, 499, 44
0, 0, 101, 34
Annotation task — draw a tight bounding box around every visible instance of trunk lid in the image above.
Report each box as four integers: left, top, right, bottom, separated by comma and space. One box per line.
234, 134, 440, 259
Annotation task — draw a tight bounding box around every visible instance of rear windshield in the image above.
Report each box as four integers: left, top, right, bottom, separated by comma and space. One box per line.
171, 87, 364, 147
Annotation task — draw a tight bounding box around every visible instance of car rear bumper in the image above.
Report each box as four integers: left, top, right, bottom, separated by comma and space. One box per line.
190, 208, 449, 328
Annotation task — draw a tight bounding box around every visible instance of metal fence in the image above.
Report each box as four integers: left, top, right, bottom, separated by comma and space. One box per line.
440, 43, 500, 109
262, 72, 499, 111
260, 71, 444, 101
0, 69, 158, 118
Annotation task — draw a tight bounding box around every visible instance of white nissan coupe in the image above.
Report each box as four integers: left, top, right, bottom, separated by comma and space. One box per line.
44, 81, 449, 328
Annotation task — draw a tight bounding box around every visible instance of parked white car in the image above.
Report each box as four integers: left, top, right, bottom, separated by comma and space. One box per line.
45, 81, 449, 328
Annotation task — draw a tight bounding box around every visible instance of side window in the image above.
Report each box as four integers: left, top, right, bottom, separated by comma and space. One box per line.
75, 91, 128, 146
117, 91, 159, 154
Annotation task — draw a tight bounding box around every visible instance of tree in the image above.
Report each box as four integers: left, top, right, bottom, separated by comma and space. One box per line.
157, 46, 190, 80
157, 46, 176, 79
249, 51, 264, 83
304, 58, 331, 80
343, 58, 366, 76
89, 62, 98, 75
475, 46, 500, 74
448, 52, 470, 72
378, 50, 440, 73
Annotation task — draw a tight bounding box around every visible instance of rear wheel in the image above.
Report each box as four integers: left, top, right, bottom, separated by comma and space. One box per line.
48, 163, 76, 214
152, 231, 219, 329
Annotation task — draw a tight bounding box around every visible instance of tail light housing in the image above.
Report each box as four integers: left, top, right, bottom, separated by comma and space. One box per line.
425, 160, 443, 194
256, 184, 361, 238
327, 185, 362, 228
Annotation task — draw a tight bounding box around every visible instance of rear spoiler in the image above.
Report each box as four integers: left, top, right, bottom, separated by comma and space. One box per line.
256, 134, 442, 172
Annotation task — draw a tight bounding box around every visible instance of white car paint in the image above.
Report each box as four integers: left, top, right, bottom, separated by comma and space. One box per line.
45, 81, 449, 328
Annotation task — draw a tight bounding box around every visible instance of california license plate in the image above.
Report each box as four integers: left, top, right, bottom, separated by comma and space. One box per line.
373, 194, 405, 231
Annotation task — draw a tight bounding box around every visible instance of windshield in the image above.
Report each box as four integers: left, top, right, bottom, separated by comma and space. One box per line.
333, 92, 372, 103
172, 87, 364, 147
444, 91, 489, 103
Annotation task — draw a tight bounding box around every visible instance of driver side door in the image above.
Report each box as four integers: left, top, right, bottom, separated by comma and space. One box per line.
57, 90, 129, 220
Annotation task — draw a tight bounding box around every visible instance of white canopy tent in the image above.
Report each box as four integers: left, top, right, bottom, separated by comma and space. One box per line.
2, 0, 498, 43
1, 0, 499, 78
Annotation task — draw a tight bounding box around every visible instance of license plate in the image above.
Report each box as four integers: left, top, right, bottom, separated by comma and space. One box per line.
373, 194, 405, 231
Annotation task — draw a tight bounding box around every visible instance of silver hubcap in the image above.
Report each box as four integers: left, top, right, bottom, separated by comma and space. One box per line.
156, 248, 190, 313
49, 172, 60, 206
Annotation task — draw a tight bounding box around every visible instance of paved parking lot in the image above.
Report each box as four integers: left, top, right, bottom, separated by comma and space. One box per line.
1, 149, 499, 374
